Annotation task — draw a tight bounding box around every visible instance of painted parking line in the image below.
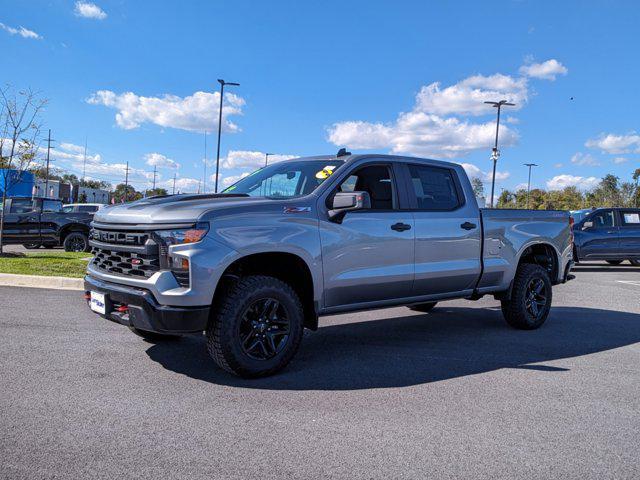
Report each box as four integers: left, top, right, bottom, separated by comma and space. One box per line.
617, 280, 640, 286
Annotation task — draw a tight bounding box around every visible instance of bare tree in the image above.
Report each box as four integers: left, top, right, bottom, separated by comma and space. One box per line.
0, 86, 47, 254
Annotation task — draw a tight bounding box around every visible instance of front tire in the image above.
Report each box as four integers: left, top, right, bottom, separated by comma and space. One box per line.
63, 232, 90, 252
206, 275, 304, 378
129, 327, 180, 342
22, 243, 41, 249
606, 260, 623, 265
501, 264, 552, 330
409, 302, 438, 313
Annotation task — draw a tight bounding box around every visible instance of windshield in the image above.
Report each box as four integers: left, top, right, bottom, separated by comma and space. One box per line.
570, 209, 592, 223
222, 160, 344, 198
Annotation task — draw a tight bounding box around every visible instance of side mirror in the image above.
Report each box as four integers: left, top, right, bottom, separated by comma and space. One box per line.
582, 221, 593, 230
328, 191, 371, 223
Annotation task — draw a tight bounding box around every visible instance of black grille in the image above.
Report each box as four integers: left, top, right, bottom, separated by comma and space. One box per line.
90, 228, 160, 279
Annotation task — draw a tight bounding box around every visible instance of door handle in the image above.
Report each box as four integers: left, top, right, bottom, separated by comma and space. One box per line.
606, 231, 617, 234
461, 222, 477, 230
391, 222, 411, 232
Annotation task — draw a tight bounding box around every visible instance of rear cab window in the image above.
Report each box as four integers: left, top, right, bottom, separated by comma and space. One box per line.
9, 199, 35, 213
620, 210, 640, 226
406, 164, 462, 210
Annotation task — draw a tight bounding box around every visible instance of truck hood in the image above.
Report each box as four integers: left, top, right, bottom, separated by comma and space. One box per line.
93, 194, 274, 225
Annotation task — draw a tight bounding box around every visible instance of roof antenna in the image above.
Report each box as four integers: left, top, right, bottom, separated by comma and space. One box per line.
336, 147, 351, 157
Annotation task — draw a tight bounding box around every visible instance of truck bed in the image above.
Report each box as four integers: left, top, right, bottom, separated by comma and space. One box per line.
478, 208, 573, 292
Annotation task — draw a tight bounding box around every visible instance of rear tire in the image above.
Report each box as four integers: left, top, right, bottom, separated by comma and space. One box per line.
409, 302, 438, 313
630, 259, 640, 267
129, 327, 180, 342
206, 275, 304, 378
63, 232, 90, 252
606, 260, 623, 265
501, 264, 552, 330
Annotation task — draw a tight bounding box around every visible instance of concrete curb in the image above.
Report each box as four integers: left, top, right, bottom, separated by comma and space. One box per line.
0, 273, 84, 291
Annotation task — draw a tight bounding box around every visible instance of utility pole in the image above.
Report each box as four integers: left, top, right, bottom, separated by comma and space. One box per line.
203, 131, 207, 193
265, 152, 273, 167
172, 172, 177, 195
214, 79, 240, 193
82, 137, 88, 184
484, 100, 515, 208
524, 163, 538, 209
152, 165, 157, 191
124, 161, 130, 202
44, 129, 54, 198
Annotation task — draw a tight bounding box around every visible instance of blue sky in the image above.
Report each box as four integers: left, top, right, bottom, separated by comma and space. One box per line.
2, 0, 639, 194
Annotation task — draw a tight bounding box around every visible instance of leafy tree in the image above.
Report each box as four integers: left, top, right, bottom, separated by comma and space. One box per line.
145, 188, 168, 197
471, 177, 484, 197
0, 86, 47, 254
112, 183, 141, 203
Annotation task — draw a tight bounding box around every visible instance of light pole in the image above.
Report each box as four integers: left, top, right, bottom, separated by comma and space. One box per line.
214, 79, 240, 193
264, 153, 273, 167
524, 163, 538, 209
484, 100, 515, 208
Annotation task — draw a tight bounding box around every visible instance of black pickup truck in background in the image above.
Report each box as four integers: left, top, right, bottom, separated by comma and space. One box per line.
0, 197, 94, 252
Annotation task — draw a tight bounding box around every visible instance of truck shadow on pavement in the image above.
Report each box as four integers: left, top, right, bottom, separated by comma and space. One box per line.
146, 306, 640, 390
572, 263, 640, 273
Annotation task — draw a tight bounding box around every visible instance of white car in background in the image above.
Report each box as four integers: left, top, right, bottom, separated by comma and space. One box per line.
62, 203, 106, 214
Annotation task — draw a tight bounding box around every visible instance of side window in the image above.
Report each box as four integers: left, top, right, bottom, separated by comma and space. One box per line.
79, 205, 98, 212
621, 211, 640, 226
42, 200, 62, 212
407, 164, 461, 210
589, 210, 615, 228
336, 165, 395, 210
10, 199, 35, 214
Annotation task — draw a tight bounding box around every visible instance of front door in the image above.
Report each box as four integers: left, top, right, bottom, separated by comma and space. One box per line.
579, 209, 619, 259
2, 198, 40, 244
319, 163, 415, 308
402, 163, 482, 296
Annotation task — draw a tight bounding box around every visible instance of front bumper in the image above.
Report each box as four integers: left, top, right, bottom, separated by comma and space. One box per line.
84, 275, 210, 334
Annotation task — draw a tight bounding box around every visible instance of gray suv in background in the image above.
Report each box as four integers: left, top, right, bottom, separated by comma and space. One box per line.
84, 152, 574, 377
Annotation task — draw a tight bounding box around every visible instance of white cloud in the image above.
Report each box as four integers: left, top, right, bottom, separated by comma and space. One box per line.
413, 74, 527, 117
0, 22, 42, 39
519, 59, 568, 80
514, 183, 529, 191
585, 133, 640, 154
570, 152, 600, 166
613, 157, 628, 164
87, 90, 245, 133
326, 64, 566, 158
43, 142, 101, 165
144, 152, 179, 169
504, 116, 520, 125
74, 1, 107, 19
459, 162, 510, 182
554, 163, 563, 168
212, 172, 251, 187
156, 176, 201, 193
220, 150, 296, 169
546, 174, 599, 191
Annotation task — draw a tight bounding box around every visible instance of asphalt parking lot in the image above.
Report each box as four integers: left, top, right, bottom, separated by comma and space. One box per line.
1, 262, 639, 479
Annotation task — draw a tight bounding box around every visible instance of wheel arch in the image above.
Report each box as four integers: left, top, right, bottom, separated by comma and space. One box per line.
59, 223, 90, 244
515, 241, 560, 284
212, 251, 318, 330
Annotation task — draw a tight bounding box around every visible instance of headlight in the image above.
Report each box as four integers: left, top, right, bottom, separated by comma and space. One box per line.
155, 222, 209, 246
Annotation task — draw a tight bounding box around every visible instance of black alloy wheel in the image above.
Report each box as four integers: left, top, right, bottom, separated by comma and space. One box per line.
239, 298, 290, 360
524, 277, 547, 321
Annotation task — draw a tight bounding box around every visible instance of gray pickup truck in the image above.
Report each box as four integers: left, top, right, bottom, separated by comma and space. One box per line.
84, 153, 574, 377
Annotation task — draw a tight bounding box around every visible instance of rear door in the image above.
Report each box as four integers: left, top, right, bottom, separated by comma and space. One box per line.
578, 209, 619, 259
400, 162, 482, 296
618, 209, 640, 258
319, 162, 415, 308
